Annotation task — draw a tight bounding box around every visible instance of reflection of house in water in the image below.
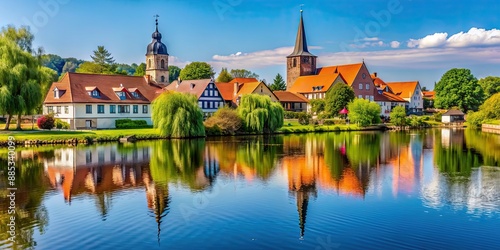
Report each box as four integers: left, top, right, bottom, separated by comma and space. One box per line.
441, 128, 465, 148
44, 145, 151, 203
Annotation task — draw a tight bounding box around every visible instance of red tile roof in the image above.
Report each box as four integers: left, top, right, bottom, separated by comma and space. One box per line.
44, 72, 162, 104
422, 91, 435, 99
317, 63, 363, 86
165, 79, 213, 98
288, 73, 344, 93
386, 81, 419, 99
215, 81, 278, 104
214, 82, 234, 101
228, 78, 258, 84
274, 91, 309, 103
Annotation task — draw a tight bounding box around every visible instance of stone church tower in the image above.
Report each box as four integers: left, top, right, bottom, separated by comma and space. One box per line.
145, 16, 169, 84
286, 10, 317, 90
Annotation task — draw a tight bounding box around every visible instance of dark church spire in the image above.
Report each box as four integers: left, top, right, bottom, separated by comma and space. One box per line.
288, 9, 316, 57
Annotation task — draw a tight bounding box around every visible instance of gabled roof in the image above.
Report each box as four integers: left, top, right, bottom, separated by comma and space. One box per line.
375, 91, 408, 102
236, 81, 261, 96
214, 82, 234, 101
288, 11, 316, 58
44, 73, 161, 104
423, 91, 435, 99
228, 78, 258, 84
274, 91, 309, 103
316, 63, 364, 86
386, 81, 419, 99
288, 73, 344, 93
443, 109, 465, 116
165, 79, 214, 98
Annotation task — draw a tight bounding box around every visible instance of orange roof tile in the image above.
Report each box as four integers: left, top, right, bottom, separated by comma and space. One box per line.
288, 73, 344, 93
214, 82, 234, 101
236, 81, 261, 95
422, 91, 435, 99
44, 72, 162, 104
228, 78, 258, 84
274, 91, 309, 103
165, 79, 213, 98
386, 81, 419, 99
375, 91, 407, 102
317, 63, 363, 86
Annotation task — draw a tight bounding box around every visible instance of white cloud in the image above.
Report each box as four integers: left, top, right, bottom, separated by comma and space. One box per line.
390, 41, 400, 48
407, 32, 448, 48
169, 56, 190, 68
350, 40, 385, 49
407, 28, 500, 49
360, 37, 380, 42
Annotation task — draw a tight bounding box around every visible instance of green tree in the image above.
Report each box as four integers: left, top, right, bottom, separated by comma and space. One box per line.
152, 92, 205, 138
0, 37, 52, 130
237, 94, 284, 133
0, 25, 34, 53
478, 76, 500, 99
204, 107, 243, 135
310, 99, 325, 115
390, 106, 407, 127
269, 73, 286, 91
179, 62, 215, 80
347, 98, 381, 127
115, 63, 136, 75
434, 68, 484, 112
230, 69, 259, 79
61, 57, 83, 74
76, 61, 108, 74
216, 67, 233, 83
41, 54, 65, 75
91, 45, 115, 65
168, 65, 181, 83
134, 63, 146, 76
325, 83, 355, 117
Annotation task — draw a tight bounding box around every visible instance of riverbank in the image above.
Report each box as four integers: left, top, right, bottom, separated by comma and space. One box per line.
0, 122, 388, 147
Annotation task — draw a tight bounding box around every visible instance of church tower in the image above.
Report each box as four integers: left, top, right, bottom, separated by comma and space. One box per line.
286, 10, 317, 90
146, 15, 169, 84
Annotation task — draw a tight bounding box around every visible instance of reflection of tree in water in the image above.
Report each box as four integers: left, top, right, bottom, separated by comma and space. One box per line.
143, 170, 170, 245
235, 136, 280, 181
464, 129, 500, 167
434, 129, 481, 177
0, 152, 49, 249
149, 139, 207, 190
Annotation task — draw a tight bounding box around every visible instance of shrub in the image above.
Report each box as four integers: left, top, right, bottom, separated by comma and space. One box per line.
115, 119, 149, 129
297, 112, 311, 125
323, 120, 335, 125
284, 111, 300, 119
433, 112, 443, 122
152, 92, 205, 138
204, 107, 243, 135
37, 114, 55, 130
205, 124, 222, 136
390, 106, 407, 127
466, 111, 486, 128
55, 119, 70, 129
348, 99, 381, 127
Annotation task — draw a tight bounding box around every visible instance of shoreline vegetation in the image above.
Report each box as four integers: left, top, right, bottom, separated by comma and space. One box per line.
0, 119, 478, 148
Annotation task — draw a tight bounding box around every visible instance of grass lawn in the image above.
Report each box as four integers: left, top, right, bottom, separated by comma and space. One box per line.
0, 128, 161, 142
280, 119, 363, 133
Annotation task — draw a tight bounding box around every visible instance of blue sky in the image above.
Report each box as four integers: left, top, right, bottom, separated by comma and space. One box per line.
2, 0, 500, 89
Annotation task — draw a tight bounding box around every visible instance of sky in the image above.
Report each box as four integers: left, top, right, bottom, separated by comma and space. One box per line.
1, 0, 500, 89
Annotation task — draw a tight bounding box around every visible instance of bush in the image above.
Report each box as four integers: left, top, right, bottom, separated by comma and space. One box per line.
297, 112, 311, 125
37, 114, 55, 130
284, 111, 300, 119
348, 99, 381, 127
433, 112, 443, 122
323, 120, 335, 125
390, 106, 407, 127
115, 119, 149, 129
466, 111, 486, 128
55, 119, 70, 129
204, 107, 243, 135
205, 124, 222, 136
407, 115, 425, 128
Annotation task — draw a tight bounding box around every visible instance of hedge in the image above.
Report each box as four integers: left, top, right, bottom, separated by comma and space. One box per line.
115, 119, 150, 129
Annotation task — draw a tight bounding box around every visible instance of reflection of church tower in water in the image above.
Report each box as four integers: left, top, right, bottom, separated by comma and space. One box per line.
143, 171, 170, 244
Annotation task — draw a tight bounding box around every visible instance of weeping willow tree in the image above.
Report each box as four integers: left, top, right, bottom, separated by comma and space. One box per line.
152, 92, 205, 138
237, 94, 284, 133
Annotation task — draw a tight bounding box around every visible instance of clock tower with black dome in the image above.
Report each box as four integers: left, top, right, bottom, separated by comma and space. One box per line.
145, 15, 169, 84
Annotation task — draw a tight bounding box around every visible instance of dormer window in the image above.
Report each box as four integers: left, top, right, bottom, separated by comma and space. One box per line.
91, 90, 100, 97
131, 92, 139, 98
85, 86, 100, 98
54, 88, 60, 99
116, 91, 126, 100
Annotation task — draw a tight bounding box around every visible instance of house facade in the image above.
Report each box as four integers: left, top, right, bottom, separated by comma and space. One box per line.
274, 91, 309, 112
215, 78, 279, 107
164, 79, 225, 116
43, 73, 162, 129
371, 73, 408, 117
386, 81, 423, 113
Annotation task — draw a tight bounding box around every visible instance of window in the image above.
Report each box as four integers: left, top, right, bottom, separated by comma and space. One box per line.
293, 58, 297, 67
204, 90, 208, 96
142, 105, 148, 113
97, 105, 104, 114
118, 105, 130, 113
86, 105, 92, 114
110, 105, 116, 113
214, 91, 218, 97
220, 101, 224, 107
370, 96, 374, 101
215, 102, 218, 108
161, 59, 165, 69
203, 102, 207, 109
260, 86, 263, 93
209, 90, 213, 96
359, 84, 363, 90
64, 106, 69, 114
56, 106, 61, 114
358, 95, 363, 99
91, 90, 100, 97
54, 89, 59, 98
133, 105, 138, 113
198, 101, 202, 108
366, 84, 370, 90
148, 59, 151, 69
131, 92, 140, 98
160, 76, 165, 82
365, 95, 369, 100
47, 106, 53, 113
116, 91, 126, 100
209, 102, 213, 108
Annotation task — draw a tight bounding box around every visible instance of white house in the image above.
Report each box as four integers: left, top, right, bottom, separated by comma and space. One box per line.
43, 73, 162, 129
386, 81, 423, 114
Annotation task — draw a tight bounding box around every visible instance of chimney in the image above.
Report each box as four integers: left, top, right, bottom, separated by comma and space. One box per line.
176, 77, 181, 88
233, 82, 239, 97
374, 72, 377, 77
190, 83, 195, 90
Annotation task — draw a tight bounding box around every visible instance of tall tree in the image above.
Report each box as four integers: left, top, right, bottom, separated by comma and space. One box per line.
230, 69, 259, 79
91, 46, 115, 65
41, 54, 65, 75
478, 76, 500, 99
237, 94, 284, 133
324, 83, 355, 118
434, 68, 484, 112
179, 62, 215, 80
134, 63, 146, 76
216, 67, 233, 83
61, 57, 83, 74
0, 25, 34, 53
269, 73, 286, 91
0, 37, 52, 130
168, 65, 181, 83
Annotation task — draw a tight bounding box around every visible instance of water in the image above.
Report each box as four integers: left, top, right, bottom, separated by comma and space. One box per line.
1, 129, 499, 249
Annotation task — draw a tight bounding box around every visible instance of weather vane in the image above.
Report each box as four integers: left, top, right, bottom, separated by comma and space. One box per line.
154, 14, 159, 30
300, 4, 304, 12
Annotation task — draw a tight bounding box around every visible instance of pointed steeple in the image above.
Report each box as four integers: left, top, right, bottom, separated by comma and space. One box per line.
288, 9, 316, 57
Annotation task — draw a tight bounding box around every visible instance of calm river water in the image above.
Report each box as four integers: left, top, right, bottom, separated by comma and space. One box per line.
1, 129, 499, 249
